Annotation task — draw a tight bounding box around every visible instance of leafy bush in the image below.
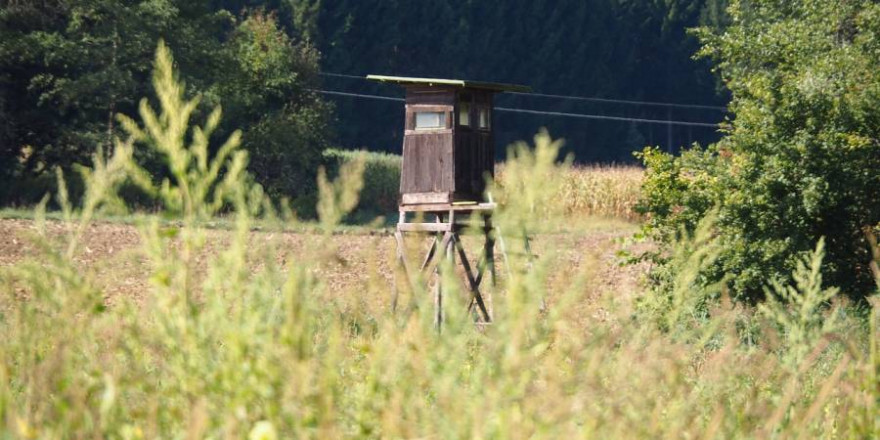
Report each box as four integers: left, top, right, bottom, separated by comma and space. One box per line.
322, 148, 400, 219
638, 0, 880, 301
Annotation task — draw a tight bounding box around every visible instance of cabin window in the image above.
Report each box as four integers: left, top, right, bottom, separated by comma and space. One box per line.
459, 102, 471, 126
479, 108, 490, 129
414, 111, 446, 130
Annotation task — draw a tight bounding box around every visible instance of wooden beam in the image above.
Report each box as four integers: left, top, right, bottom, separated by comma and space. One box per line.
401, 192, 452, 205
399, 202, 496, 212
392, 231, 412, 313
453, 236, 491, 322
420, 235, 439, 272
397, 222, 452, 233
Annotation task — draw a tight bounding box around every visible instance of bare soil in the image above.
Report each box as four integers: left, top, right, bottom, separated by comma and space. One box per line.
0, 218, 649, 315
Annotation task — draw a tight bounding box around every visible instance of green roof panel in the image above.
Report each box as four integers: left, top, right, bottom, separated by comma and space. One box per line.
366, 75, 530, 93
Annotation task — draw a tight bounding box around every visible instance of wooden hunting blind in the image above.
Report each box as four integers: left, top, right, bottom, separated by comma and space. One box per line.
369, 74, 535, 329
367, 75, 530, 205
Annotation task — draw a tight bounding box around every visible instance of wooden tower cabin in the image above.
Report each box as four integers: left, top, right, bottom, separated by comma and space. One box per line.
368, 75, 531, 328
366, 75, 530, 206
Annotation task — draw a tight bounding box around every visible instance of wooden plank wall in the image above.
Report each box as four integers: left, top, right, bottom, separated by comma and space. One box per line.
400, 132, 454, 194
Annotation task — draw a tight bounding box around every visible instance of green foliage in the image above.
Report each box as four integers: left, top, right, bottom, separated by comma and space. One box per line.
118, 40, 253, 221
316, 155, 365, 233
638, 0, 880, 301
636, 145, 721, 243
0, 1, 330, 207
636, 212, 724, 337
760, 238, 841, 366
322, 148, 401, 218
219, 10, 332, 202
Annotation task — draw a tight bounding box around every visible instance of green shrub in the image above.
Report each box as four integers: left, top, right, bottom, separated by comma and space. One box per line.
322, 148, 400, 220
638, 0, 880, 302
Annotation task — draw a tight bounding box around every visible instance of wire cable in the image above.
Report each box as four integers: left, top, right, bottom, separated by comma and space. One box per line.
312, 89, 404, 102
318, 71, 728, 111
505, 91, 727, 111
495, 106, 719, 128
313, 89, 721, 128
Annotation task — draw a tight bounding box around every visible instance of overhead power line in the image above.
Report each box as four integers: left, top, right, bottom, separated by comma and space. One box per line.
505, 91, 727, 111
494, 106, 719, 128
318, 71, 728, 111
313, 89, 721, 129
312, 89, 404, 102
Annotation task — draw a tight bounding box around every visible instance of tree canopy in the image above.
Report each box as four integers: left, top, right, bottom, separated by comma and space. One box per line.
0, 0, 330, 206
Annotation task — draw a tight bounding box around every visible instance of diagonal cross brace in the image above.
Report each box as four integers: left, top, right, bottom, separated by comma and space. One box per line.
452, 235, 492, 322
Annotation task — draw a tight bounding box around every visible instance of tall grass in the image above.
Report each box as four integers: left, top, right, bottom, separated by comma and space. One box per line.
2, 43, 879, 438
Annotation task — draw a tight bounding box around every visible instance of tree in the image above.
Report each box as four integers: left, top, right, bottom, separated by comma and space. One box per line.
638, 0, 880, 301
0, 0, 231, 202
217, 10, 331, 202
0, 1, 330, 207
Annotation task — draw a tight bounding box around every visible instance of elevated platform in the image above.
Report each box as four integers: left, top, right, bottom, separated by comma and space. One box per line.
397, 202, 496, 233
398, 202, 496, 213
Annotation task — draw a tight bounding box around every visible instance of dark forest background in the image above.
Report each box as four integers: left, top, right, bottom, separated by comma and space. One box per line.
316, 0, 730, 162
0, 0, 729, 207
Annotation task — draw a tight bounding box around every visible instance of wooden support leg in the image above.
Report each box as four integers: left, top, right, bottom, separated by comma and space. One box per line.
485, 216, 496, 287
433, 279, 442, 331
393, 208, 412, 313
495, 224, 513, 281
392, 231, 408, 312
522, 231, 545, 312
453, 235, 491, 322
434, 230, 454, 331
483, 215, 496, 320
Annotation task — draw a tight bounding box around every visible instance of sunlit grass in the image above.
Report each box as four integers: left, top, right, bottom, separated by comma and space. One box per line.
1, 43, 879, 439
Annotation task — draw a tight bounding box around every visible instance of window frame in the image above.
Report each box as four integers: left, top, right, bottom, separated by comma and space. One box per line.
413, 111, 448, 130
